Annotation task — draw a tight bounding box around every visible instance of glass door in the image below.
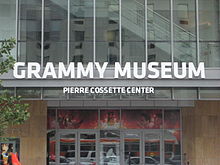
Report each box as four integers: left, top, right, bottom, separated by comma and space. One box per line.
122, 131, 162, 165
58, 131, 97, 165
124, 132, 141, 165
58, 132, 76, 164
144, 131, 162, 165
100, 130, 120, 165
79, 132, 97, 165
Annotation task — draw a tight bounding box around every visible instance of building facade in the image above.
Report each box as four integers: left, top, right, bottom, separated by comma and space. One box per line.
0, 0, 220, 165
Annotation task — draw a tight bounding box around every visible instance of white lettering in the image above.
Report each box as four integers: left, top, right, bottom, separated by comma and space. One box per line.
114, 62, 131, 78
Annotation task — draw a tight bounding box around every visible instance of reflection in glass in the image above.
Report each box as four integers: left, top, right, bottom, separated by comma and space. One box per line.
43, 88, 67, 99
18, 0, 42, 63
16, 88, 41, 98
148, 42, 171, 63
145, 133, 160, 164
164, 130, 181, 165
0, 0, 16, 39
80, 133, 96, 164
122, 0, 145, 64
148, 88, 172, 99
96, 0, 119, 64
164, 110, 180, 129
60, 133, 76, 164
200, 88, 220, 99
147, 0, 171, 63
100, 130, 120, 138
47, 109, 56, 129
199, 0, 220, 41
200, 42, 220, 67
174, 42, 196, 64
47, 131, 56, 165
44, 0, 68, 65
174, 0, 196, 64
70, 0, 93, 64
147, 0, 170, 41
174, 0, 196, 41
124, 133, 140, 165
174, 88, 197, 99
100, 131, 120, 165
0, 87, 14, 97
18, 42, 41, 63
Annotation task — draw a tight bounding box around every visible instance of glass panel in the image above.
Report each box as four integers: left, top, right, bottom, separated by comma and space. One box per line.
47, 131, 56, 165
148, 88, 172, 99
122, 0, 145, 64
100, 130, 120, 139
174, 88, 197, 99
148, 0, 170, 40
18, 0, 42, 63
70, 0, 93, 64
96, 0, 119, 64
121, 110, 162, 129
57, 110, 98, 129
145, 133, 160, 164
174, 41, 196, 64
164, 110, 180, 129
0, 87, 14, 97
173, 0, 197, 64
16, 88, 41, 98
18, 42, 41, 63
100, 110, 120, 129
80, 133, 96, 165
47, 109, 56, 129
199, 0, 220, 67
100, 130, 120, 165
200, 88, 220, 99
124, 133, 140, 165
148, 42, 171, 63
43, 88, 66, 99
60, 133, 76, 164
174, 0, 196, 41
0, 0, 16, 39
200, 42, 220, 67
164, 130, 181, 165
44, 0, 68, 65
148, 0, 171, 62
199, 0, 220, 41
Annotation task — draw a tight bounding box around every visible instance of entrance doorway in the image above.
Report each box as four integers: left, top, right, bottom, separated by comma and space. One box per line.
47, 109, 181, 165
49, 130, 179, 165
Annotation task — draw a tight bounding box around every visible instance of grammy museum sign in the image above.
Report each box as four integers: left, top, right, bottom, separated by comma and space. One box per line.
13, 62, 205, 79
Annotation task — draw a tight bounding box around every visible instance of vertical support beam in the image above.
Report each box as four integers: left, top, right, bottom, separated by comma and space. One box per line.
16, 0, 19, 61
119, 0, 122, 64
41, 0, 45, 67
145, 0, 148, 64
67, 0, 70, 64
170, 0, 174, 65
93, 0, 96, 63
196, 0, 200, 65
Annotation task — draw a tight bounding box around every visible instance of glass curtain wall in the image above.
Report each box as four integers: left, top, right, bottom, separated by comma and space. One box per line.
12, 0, 220, 67
199, 0, 220, 67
